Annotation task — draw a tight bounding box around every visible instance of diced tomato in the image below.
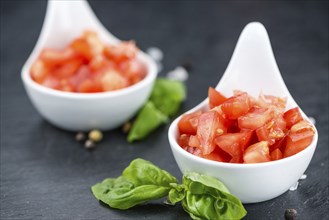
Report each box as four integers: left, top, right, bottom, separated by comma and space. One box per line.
178, 134, 190, 148
41, 75, 60, 90
53, 58, 83, 79
89, 54, 114, 73
78, 79, 102, 93
177, 90, 314, 164
70, 38, 93, 61
120, 59, 147, 85
283, 107, 303, 129
221, 92, 251, 119
284, 120, 315, 157
100, 69, 128, 91
270, 148, 283, 161
208, 87, 227, 109
30, 60, 49, 83
238, 107, 273, 130
104, 41, 138, 63
188, 135, 200, 148
256, 119, 285, 145
214, 132, 252, 163
256, 93, 287, 115
83, 30, 104, 56
197, 111, 223, 155
201, 148, 228, 162
178, 111, 202, 135
40, 48, 77, 66
243, 141, 270, 163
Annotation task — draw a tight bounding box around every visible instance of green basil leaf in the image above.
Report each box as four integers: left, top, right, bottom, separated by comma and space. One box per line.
181, 172, 247, 220
122, 158, 178, 187
149, 78, 186, 117
168, 183, 186, 205
127, 101, 168, 142
91, 159, 178, 210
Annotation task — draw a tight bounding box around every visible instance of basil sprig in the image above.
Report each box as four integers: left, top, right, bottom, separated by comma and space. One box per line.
91, 159, 247, 220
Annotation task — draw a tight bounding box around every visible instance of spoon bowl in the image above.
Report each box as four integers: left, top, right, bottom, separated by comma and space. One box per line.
21, 0, 157, 131
168, 22, 318, 203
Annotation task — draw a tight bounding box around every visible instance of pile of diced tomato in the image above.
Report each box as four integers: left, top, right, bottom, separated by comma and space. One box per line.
30, 31, 147, 93
178, 87, 315, 164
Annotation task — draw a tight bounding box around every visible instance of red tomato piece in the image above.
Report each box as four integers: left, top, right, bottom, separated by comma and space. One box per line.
41, 75, 60, 90
284, 120, 315, 157
78, 79, 102, 93
208, 87, 227, 109
197, 111, 223, 155
70, 38, 93, 61
238, 107, 274, 130
30, 59, 49, 83
256, 119, 285, 145
104, 41, 138, 63
270, 148, 283, 161
214, 132, 252, 163
256, 93, 287, 115
82, 30, 104, 56
178, 111, 202, 135
221, 92, 251, 119
188, 135, 200, 148
53, 58, 83, 79
178, 134, 190, 148
201, 148, 227, 162
283, 107, 303, 129
40, 48, 77, 66
243, 141, 270, 163
89, 54, 114, 73
100, 69, 128, 91
120, 59, 147, 85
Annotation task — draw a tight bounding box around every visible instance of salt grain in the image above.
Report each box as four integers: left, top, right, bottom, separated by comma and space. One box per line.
146, 47, 163, 61
289, 182, 299, 191
299, 174, 307, 180
166, 66, 189, 82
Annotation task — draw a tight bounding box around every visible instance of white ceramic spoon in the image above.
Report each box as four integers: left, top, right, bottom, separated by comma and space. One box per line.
21, 0, 157, 131
168, 22, 318, 203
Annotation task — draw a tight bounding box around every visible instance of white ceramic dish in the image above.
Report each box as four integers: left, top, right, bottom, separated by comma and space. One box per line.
21, 0, 157, 131
168, 22, 318, 203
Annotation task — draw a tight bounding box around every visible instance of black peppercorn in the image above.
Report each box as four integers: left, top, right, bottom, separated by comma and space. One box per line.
285, 208, 297, 220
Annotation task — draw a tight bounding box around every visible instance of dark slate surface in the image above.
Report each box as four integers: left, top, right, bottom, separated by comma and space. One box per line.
1, 1, 328, 219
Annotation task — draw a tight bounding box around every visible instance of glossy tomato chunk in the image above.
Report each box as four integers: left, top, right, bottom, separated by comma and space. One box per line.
221, 92, 251, 119
197, 111, 223, 155
238, 107, 273, 130
256, 119, 285, 145
208, 87, 227, 109
284, 120, 315, 157
283, 107, 303, 129
270, 148, 283, 161
178, 111, 202, 135
243, 141, 270, 163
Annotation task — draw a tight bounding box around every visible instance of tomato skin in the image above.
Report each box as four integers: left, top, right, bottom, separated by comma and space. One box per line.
270, 148, 283, 161
40, 48, 77, 66
214, 132, 252, 163
30, 60, 49, 83
100, 69, 128, 91
221, 93, 251, 119
197, 111, 222, 155
178, 134, 190, 148
188, 135, 200, 148
53, 58, 83, 79
178, 111, 202, 135
103, 41, 137, 63
283, 107, 303, 129
256, 119, 285, 145
208, 87, 227, 109
238, 107, 274, 130
243, 141, 270, 164
284, 120, 315, 157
